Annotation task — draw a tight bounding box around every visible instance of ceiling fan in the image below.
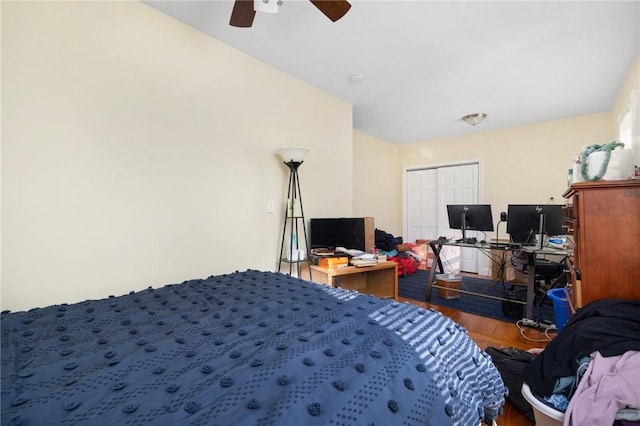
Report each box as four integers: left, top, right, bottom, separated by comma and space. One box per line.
230, 0, 351, 28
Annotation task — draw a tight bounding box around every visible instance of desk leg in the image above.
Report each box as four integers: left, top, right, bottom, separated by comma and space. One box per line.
330, 276, 338, 289
426, 243, 444, 301
432, 243, 445, 275
525, 253, 535, 319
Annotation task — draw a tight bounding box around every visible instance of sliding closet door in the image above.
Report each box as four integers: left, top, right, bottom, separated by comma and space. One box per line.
405, 163, 480, 273
406, 168, 438, 243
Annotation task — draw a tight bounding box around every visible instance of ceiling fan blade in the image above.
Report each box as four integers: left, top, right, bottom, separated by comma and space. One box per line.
230, 0, 256, 27
309, 0, 351, 22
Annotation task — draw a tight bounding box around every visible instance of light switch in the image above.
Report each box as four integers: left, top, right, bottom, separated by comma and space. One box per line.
267, 200, 276, 213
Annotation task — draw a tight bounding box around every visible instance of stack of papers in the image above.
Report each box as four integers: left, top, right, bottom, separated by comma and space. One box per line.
351, 253, 378, 267
351, 259, 378, 267
357, 253, 376, 260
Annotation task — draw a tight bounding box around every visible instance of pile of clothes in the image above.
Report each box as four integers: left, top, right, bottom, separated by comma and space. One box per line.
374, 228, 422, 277
522, 299, 640, 426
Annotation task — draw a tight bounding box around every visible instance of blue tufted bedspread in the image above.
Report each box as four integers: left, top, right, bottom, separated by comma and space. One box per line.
1, 270, 505, 425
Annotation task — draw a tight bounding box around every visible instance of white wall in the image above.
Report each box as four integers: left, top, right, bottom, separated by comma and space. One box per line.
1, 1, 353, 311
612, 54, 640, 164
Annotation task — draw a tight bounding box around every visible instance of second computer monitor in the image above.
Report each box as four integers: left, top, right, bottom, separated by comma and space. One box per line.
507, 204, 565, 246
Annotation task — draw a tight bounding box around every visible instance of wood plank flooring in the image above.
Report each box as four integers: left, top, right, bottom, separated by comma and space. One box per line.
396, 294, 554, 426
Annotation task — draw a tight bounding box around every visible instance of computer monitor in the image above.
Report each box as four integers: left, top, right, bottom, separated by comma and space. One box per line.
309, 218, 371, 251
506, 204, 566, 248
446, 204, 494, 243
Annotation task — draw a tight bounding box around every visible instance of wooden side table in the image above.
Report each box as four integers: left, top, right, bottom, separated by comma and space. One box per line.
310, 261, 398, 300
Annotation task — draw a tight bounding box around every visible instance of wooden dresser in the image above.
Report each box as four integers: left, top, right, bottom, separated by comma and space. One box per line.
562, 179, 640, 308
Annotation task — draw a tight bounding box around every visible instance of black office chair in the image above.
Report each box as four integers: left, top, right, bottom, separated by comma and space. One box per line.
510, 252, 567, 324
510, 252, 566, 290
534, 259, 566, 291
501, 226, 567, 321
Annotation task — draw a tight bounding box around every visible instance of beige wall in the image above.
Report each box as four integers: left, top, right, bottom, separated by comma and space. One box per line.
398, 112, 614, 241
1, 1, 353, 311
353, 130, 402, 236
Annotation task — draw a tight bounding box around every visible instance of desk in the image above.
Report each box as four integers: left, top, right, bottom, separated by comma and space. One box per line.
310, 261, 398, 300
426, 241, 567, 320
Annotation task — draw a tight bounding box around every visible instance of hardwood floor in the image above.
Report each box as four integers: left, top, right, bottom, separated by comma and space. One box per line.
396, 295, 554, 426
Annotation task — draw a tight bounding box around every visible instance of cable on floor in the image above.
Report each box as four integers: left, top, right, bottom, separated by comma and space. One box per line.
515, 318, 557, 342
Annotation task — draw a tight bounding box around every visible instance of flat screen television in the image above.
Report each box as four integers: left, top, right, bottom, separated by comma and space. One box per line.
506, 204, 566, 247
309, 217, 374, 252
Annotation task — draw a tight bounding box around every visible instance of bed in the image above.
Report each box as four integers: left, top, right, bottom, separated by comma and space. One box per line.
1, 270, 505, 425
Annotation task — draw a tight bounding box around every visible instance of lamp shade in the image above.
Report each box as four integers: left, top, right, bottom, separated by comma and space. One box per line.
276, 147, 310, 163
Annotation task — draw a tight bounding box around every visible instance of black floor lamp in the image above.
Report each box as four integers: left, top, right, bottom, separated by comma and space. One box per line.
276, 147, 311, 279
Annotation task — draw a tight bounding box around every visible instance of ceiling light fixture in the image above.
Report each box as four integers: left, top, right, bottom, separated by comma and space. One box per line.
462, 113, 487, 126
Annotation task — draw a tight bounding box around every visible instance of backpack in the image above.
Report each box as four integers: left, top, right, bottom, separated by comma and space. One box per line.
375, 229, 403, 252
391, 252, 419, 277
485, 346, 536, 422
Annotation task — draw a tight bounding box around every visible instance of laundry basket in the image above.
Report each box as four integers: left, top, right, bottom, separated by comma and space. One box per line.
521, 383, 563, 426
522, 382, 640, 425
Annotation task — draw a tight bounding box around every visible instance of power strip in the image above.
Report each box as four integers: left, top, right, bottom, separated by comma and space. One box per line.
520, 318, 557, 331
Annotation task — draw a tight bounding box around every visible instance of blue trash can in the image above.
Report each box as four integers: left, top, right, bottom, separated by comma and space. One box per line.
547, 288, 572, 332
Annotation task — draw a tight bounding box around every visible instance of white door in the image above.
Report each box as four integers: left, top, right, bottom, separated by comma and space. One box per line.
437, 164, 479, 273
406, 169, 438, 243
405, 163, 480, 273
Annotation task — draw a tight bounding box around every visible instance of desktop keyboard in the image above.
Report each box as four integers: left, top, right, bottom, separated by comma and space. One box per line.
488, 243, 510, 249
455, 237, 477, 244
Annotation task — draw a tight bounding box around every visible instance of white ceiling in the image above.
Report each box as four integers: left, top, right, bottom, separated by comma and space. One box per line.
144, 0, 640, 144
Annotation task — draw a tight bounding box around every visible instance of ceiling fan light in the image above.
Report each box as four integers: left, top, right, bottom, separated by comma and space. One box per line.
462, 113, 487, 126
254, 0, 279, 13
